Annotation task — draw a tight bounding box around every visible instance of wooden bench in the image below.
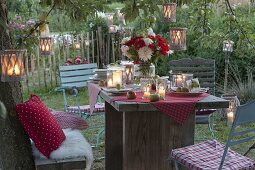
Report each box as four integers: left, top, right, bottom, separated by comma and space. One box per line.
35, 157, 86, 170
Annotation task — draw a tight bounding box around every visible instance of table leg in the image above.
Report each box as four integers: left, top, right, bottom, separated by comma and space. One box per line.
105, 102, 123, 170
123, 110, 195, 170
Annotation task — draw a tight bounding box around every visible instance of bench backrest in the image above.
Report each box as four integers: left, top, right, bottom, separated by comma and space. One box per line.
169, 57, 215, 95
59, 63, 97, 88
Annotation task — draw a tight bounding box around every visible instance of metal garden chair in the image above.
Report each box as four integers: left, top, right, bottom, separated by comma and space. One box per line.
169, 57, 216, 139
56, 63, 105, 148
171, 99, 255, 170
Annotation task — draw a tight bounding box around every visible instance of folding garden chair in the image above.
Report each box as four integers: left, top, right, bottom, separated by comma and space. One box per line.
169, 57, 216, 140
56, 63, 105, 148
171, 99, 255, 170
56, 63, 105, 118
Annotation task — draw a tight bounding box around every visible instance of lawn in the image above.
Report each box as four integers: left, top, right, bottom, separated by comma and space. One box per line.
23, 86, 255, 170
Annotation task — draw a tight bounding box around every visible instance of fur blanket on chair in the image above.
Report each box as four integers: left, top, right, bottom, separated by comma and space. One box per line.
32, 128, 94, 170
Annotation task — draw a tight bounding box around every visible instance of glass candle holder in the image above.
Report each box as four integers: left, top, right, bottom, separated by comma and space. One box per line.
107, 66, 124, 88
121, 62, 134, 85
157, 82, 166, 99
140, 78, 151, 99
171, 73, 183, 87
182, 74, 193, 89
227, 109, 234, 126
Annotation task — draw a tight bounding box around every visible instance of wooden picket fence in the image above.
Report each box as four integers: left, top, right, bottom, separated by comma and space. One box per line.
22, 27, 132, 92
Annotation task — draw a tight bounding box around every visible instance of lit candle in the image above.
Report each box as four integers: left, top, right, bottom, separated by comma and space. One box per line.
227, 111, 234, 126
112, 70, 122, 86
158, 86, 166, 98
8, 65, 20, 76
143, 86, 151, 99
176, 75, 183, 87
75, 42, 80, 49
107, 78, 113, 87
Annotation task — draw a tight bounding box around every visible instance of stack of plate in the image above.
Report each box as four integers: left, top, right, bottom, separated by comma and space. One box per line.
90, 69, 107, 81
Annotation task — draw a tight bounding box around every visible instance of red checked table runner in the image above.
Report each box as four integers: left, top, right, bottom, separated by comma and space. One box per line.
110, 92, 209, 124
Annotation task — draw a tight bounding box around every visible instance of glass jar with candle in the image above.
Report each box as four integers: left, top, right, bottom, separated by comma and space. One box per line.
182, 74, 193, 89
107, 66, 124, 88
157, 81, 167, 99
171, 73, 183, 87
140, 78, 151, 99
121, 61, 134, 85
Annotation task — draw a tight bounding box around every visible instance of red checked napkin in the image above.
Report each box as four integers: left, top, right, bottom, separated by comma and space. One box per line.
110, 92, 209, 124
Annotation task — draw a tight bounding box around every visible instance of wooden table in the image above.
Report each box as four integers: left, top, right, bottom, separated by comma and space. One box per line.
99, 91, 229, 170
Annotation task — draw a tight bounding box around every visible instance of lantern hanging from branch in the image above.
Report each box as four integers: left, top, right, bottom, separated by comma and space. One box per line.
39, 37, 53, 56
1, 49, 26, 82
223, 40, 234, 52
162, 3, 177, 22
85, 39, 90, 47
117, 8, 126, 25
169, 28, 187, 51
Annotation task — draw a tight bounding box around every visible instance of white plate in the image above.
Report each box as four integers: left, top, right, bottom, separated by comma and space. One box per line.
102, 88, 133, 93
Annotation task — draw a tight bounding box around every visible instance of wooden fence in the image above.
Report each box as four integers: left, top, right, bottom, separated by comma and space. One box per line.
22, 27, 132, 92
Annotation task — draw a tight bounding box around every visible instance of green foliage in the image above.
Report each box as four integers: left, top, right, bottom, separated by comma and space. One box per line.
85, 16, 109, 34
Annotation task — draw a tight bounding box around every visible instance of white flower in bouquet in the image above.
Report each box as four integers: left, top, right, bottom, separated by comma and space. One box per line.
143, 37, 153, 46
138, 46, 153, 62
121, 37, 131, 44
147, 27, 155, 37
121, 45, 132, 58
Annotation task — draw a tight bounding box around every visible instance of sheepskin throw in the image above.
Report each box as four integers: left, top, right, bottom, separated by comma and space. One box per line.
32, 128, 93, 170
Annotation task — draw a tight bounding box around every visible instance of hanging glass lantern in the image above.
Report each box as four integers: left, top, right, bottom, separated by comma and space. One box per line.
169, 28, 187, 51
75, 36, 80, 49
117, 8, 126, 25
105, 13, 114, 26
223, 40, 234, 52
39, 37, 53, 56
1, 49, 26, 82
85, 39, 90, 47
162, 3, 177, 22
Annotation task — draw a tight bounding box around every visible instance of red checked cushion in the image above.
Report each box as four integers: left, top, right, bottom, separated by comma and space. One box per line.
16, 95, 66, 158
51, 111, 89, 130
171, 140, 255, 169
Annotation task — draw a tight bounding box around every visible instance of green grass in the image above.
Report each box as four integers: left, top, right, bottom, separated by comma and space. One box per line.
22, 86, 255, 169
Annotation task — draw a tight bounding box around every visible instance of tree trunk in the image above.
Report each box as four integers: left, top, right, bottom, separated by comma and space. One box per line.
0, 0, 35, 169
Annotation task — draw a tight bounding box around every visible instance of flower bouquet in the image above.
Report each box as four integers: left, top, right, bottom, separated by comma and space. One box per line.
121, 28, 171, 77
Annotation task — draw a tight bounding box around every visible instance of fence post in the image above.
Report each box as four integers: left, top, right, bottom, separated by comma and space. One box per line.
92, 31, 95, 63
86, 32, 90, 63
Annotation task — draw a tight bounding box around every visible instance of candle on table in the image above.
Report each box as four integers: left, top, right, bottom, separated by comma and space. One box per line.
107, 78, 113, 88
143, 86, 151, 99
158, 86, 166, 98
176, 75, 183, 87
112, 70, 122, 86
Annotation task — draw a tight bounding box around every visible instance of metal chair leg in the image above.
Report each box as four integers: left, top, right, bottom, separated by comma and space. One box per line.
174, 160, 180, 170
208, 113, 215, 139
95, 127, 105, 148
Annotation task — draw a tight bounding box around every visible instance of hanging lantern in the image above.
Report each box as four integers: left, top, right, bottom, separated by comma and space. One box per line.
39, 37, 53, 56
1, 49, 26, 82
117, 8, 126, 25
223, 40, 234, 52
162, 3, 177, 22
105, 13, 114, 26
85, 40, 90, 47
75, 41, 80, 49
169, 28, 187, 51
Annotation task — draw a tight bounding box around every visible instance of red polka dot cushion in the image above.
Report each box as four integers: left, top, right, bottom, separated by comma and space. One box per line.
16, 95, 66, 158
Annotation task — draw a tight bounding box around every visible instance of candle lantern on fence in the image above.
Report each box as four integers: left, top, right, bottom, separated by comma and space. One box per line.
105, 13, 114, 26
162, 3, 177, 22
109, 25, 118, 33
85, 39, 90, 47
1, 49, 26, 82
107, 66, 124, 88
39, 37, 53, 56
121, 62, 134, 84
169, 28, 187, 51
75, 37, 80, 50
223, 40, 234, 52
